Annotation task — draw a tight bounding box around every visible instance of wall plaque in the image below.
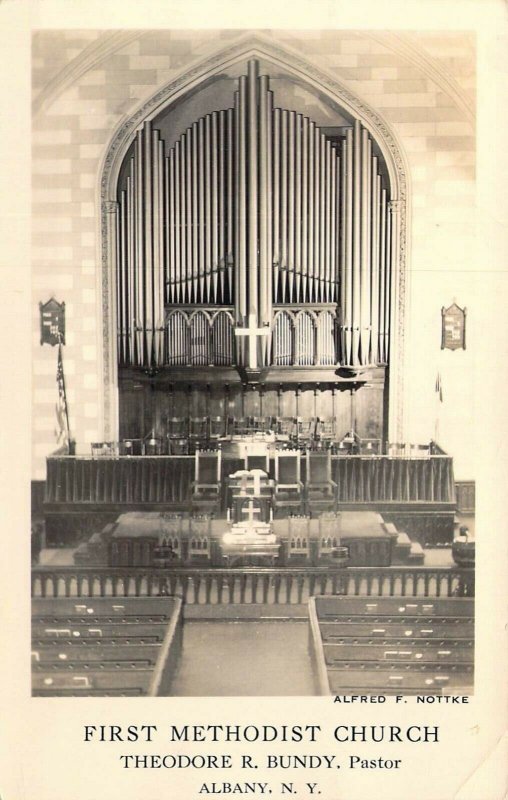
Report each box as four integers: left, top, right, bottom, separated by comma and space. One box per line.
441, 303, 466, 350
40, 297, 65, 346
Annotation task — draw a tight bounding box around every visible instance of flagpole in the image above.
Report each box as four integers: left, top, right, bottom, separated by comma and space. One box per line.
58, 333, 71, 444
434, 371, 442, 445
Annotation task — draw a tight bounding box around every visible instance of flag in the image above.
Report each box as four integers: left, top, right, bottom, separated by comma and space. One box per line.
55, 342, 70, 447
435, 372, 443, 403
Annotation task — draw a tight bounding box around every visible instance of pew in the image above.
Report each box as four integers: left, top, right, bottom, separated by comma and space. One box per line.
309, 595, 474, 695
32, 597, 182, 696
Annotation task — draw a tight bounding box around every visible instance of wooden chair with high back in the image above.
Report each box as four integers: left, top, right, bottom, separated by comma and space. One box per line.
191, 448, 222, 515
273, 449, 304, 517
305, 450, 337, 515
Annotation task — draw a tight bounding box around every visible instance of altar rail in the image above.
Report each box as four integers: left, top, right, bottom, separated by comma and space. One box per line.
31, 566, 474, 603
44, 454, 455, 506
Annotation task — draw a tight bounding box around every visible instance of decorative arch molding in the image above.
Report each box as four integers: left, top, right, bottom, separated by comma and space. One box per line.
367, 31, 475, 125
32, 30, 150, 119
99, 34, 411, 442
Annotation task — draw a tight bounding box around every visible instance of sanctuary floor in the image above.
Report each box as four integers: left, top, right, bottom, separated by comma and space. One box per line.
169, 620, 316, 696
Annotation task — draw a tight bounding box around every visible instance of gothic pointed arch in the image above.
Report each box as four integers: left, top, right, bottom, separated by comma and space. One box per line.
100, 36, 410, 442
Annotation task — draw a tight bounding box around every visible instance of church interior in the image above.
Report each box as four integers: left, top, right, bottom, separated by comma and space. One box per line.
31, 29, 476, 696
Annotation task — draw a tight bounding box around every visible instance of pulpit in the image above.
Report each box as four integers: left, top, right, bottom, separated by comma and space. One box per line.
228, 468, 274, 523
221, 497, 279, 566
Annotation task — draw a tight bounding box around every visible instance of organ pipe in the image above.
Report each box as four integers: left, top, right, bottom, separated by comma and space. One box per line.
324, 140, 331, 303
379, 187, 387, 364
288, 111, 295, 303
238, 78, 247, 322
308, 120, 315, 304
226, 108, 234, 297
295, 114, 302, 302
314, 126, 321, 304
265, 88, 273, 347
218, 110, 226, 301
272, 108, 280, 303
116, 58, 394, 372
119, 190, 127, 365
352, 119, 361, 366
205, 116, 212, 304
212, 112, 219, 304
301, 116, 308, 303
192, 122, 199, 304
280, 110, 288, 302
247, 60, 259, 320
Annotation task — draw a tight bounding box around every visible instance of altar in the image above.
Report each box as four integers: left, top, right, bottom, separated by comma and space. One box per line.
221, 497, 280, 567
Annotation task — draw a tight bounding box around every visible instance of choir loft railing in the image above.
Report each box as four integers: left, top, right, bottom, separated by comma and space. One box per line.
32, 567, 474, 602
44, 454, 455, 506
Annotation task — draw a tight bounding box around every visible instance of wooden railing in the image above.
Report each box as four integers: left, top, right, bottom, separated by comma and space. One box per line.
31, 566, 474, 603
44, 453, 455, 506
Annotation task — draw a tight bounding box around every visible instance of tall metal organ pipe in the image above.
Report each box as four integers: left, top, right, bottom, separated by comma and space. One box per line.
115, 59, 393, 371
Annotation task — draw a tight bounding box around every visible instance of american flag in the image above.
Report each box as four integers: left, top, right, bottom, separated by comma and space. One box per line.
55, 342, 70, 446
435, 372, 443, 403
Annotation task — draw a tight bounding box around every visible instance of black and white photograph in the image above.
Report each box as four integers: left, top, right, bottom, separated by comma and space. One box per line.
30, 26, 477, 699
1, 2, 507, 799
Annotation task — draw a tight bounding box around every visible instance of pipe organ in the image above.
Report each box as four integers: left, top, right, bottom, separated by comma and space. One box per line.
116, 58, 394, 376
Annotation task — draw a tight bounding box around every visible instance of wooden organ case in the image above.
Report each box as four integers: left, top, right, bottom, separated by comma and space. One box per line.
115, 59, 395, 446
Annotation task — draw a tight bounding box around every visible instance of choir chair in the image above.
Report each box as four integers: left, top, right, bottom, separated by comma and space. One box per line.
407, 443, 431, 458
337, 430, 360, 455
118, 439, 135, 456
144, 436, 163, 455
209, 416, 227, 441
167, 417, 188, 454
305, 451, 337, 515
190, 449, 222, 514
189, 416, 208, 452
264, 416, 276, 433
90, 442, 116, 457
358, 438, 381, 455
387, 442, 407, 456
118, 439, 132, 456
233, 416, 251, 436
276, 417, 296, 444
273, 449, 304, 517
297, 418, 316, 450
317, 418, 337, 449
250, 416, 264, 433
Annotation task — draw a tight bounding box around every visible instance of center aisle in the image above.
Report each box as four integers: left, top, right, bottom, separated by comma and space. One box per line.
170, 621, 317, 696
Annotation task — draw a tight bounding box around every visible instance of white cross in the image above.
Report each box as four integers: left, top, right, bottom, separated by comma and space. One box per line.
241, 499, 262, 523
234, 313, 270, 369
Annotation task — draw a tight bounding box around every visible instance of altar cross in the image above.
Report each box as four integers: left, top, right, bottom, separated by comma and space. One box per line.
234, 313, 270, 369
241, 499, 262, 524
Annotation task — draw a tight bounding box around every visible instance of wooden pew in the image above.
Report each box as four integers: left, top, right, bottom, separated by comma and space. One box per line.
32, 597, 182, 696
309, 595, 475, 695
